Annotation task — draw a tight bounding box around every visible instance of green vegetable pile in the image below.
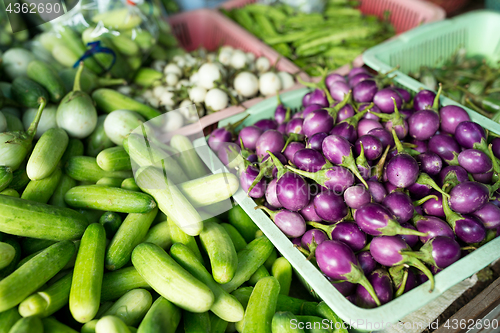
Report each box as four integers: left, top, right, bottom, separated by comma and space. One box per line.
221, 0, 394, 76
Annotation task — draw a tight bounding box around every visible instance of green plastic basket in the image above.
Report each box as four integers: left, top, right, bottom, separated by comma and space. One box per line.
486, 0, 500, 11
193, 87, 500, 332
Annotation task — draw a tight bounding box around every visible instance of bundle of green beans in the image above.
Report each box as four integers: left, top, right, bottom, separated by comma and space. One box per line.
410, 49, 500, 120
221, 0, 394, 76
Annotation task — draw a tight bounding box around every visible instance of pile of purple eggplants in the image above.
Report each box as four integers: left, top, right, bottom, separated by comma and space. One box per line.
207, 67, 500, 309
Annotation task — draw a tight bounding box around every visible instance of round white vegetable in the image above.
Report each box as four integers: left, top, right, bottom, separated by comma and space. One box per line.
56, 102, 98, 139
190, 72, 199, 84
205, 88, 228, 111
246, 52, 256, 64
259, 72, 282, 97
148, 96, 160, 108
2, 48, 36, 80
189, 86, 207, 104
256, 57, 271, 73
277, 71, 295, 90
173, 55, 186, 68
176, 79, 190, 89
197, 63, 221, 90
218, 50, 233, 66
165, 73, 179, 87
207, 53, 217, 62
104, 110, 145, 146
142, 90, 153, 100
234, 72, 259, 98
159, 91, 175, 107
0, 112, 7, 133
153, 85, 168, 99
164, 63, 182, 77
230, 50, 247, 69
179, 100, 199, 123
220, 46, 234, 54
163, 110, 184, 132
117, 85, 132, 96
152, 60, 167, 72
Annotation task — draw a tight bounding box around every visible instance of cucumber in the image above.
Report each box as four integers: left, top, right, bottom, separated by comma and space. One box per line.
79, 209, 104, 224
4, 112, 24, 131
133, 68, 163, 88
0, 166, 13, 192
101, 289, 152, 326
21, 167, 62, 203
0, 237, 21, 278
97, 147, 131, 172
49, 174, 77, 208
221, 237, 274, 293
86, 115, 115, 157
272, 257, 292, 296
27, 60, 66, 103
0, 241, 15, 269
96, 316, 131, 333
220, 223, 247, 252
131, 243, 214, 313
8, 316, 44, 333
81, 320, 98, 333
142, 221, 172, 250
242, 277, 280, 333
60, 138, 84, 166
8, 167, 30, 192
92, 89, 161, 120
313, 303, 346, 333
227, 205, 260, 243
27, 128, 69, 180
170, 243, 244, 323
166, 217, 204, 264
272, 312, 304, 333
22, 238, 56, 255
59, 68, 126, 95
70, 223, 106, 323
137, 297, 181, 333
199, 221, 238, 284
101, 267, 150, 302
265, 248, 278, 272
65, 185, 156, 214
96, 177, 123, 187
169, 135, 207, 180
0, 189, 19, 197
248, 265, 270, 286
105, 207, 158, 270
51, 44, 79, 68
0, 241, 75, 312
121, 178, 140, 191
65, 156, 133, 183
19, 271, 72, 317
184, 311, 211, 333
1, 48, 35, 80
0, 307, 21, 333
56, 26, 103, 74
11, 77, 49, 108
209, 313, 228, 333
0, 195, 88, 240
179, 173, 239, 208
95, 302, 114, 319
109, 34, 140, 56
99, 211, 122, 238
42, 317, 79, 333
295, 316, 331, 333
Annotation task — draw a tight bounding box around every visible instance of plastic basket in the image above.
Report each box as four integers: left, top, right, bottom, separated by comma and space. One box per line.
193, 86, 500, 332
486, 0, 500, 11
167, 8, 308, 135
424, 0, 471, 14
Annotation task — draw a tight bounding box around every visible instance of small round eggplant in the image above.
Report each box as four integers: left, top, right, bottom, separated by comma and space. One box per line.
458, 149, 492, 174
265, 178, 283, 209
355, 268, 393, 308
330, 221, 368, 252
367, 181, 387, 203
332, 280, 356, 297
417, 153, 443, 176
301, 229, 328, 251
348, 72, 373, 88
368, 128, 394, 149
328, 81, 350, 102
440, 105, 470, 134
449, 181, 489, 214
413, 90, 436, 111
238, 126, 262, 151
302, 104, 324, 118
344, 185, 372, 209
309, 89, 329, 107
300, 197, 322, 222
302, 109, 334, 138
355, 135, 383, 161
401, 236, 461, 269
326, 73, 347, 90
408, 109, 440, 141
257, 206, 306, 238
208, 127, 232, 151
357, 119, 383, 137
313, 190, 348, 223
373, 88, 402, 113
414, 215, 455, 243
398, 223, 419, 248
336, 104, 355, 123
254, 118, 278, 131
306, 132, 328, 152
439, 165, 469, 188
293, 148, 329, 172
382, 192, 414, 223
472, 202, 500, 230
240, 165, 266, 198
255, 130, 285, 159
357, 251, 377, 276
422, 192, 445, 218
287, 164, 354, 194
283, 141, 305, 162
455, 121, 487, 150
428, 134, 461, 165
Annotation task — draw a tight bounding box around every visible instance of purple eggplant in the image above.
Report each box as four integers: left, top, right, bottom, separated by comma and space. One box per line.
306, 132, 328, 152
491, 138, 500, 159
275, 94, 288, 125
357, 251, 377, 276
208, 127, 233, 151
455, 121, 487, 151
217, 142, 241, 167
401, 236, 461, 269
301, 229, 328, 252
386, 130, 420, 188
370, 236, 435, 291
449, 181, 489, 214
302, 104, 324, 118
344, 185, 372, 209
440, 105, 470, 134
326, 73, 347, 90
302, 92, 312, 107
313, 190, 348, 223
287, 164, 354, 194
408, 173, 450, 200
428, 134, 461, 165
293, 148, 330, 172
277, 122, 286, 134
332, 280, 356, 297
355, 143, 371, 180
356, 268, 393, 308
382, 192, 415, 223
439, 165, 469, 188
413, 90, 436, 111
254, 119, 278, 132
414, 215, 455, 243
309, 89, 329, 107
399, 109, 415, 119
355, 135, 383, 161
328, 81, 350, 102
300, 198, 322, 222
302, 109, 334, 138
358, 119, 383, 137
373, 88, 402, 113
353, 79, 378, 103
409, 138, 428, 154
256, 206, 306, 238
283, 142, 305, 162
331, 108, 368, 144
311, 221, 368, 252
292, 111, 303, 119
368, 128, 394, 149
265, 178, 282, 209
316, 240, 381, 306
472, 171, 494, 184
417, 153, 443, 176
367, 181, 387, 203
408, 181, 432, 199
370, 98, 408, 139
240, 165, 266, 198
458, 149, 492, 174
389, 265, 418, 297
422, 192, 445, 218
354, 203, 427, 237
292, 237, 302, 247
336, 104, 355, 123
238, 126, 262, 151
349, 73, 373, 88
472, 202, 500, 230
408, 109, 440, 141
348, 67, 368, 79
394, 88, 412, 104
398, 222, 419, 248
255, 130, 285, 159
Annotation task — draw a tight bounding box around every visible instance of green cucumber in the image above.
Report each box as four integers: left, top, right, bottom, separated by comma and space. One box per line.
169, 135, 207, 180
131, 242, 214, 313
60, 138, 84, 166
65, 185, 156, 214
92, 89, 161, 120
133, 68, 163, 87
0, 189, 19, 197
0, 166, 13, 192
105, 207, 158, 270
101, 289, 152, 326
272, 257, 292, 296
96, 177, 123, 187
272, 312, 304, 333
264, 248, 278, 272
8, 167, 29, 192
221, 237, 274, 293
242, 277, 280, 333
199, 221, 238, 284
0, 307, 21, 333
56, 26, 103, 74
227, 205, 259, 243
209, 313, 228, 333
65, 156, 133, 183
137, 296, 181, 333
248, 265, 270, 286
0, 241, 15, 269
27, 60, 66, 103
184, 311, 211, 333
166, 217, 204, 264
70, 223, 106, 323
78, 209, 104, 224
86, 115, 115, 157
8, 316, 44, 333
313, 302, 346, 333
21, 167, 62, 203
0, 237, 21, 278
96, 316, 131, 333
0, 241, 75, 312
11, 77, 49, 108
96, 147, 131, 172
142, 221, 172, 250
121, 178, 140, 191
221, 223, 247, 252
27, 128, 68, 180
81, 319, 98, 333
49, 174, 77, 208
0, 195, 87, 240
295, 316, 331, 333
42, 317, 79, 333
170, 243, 245, 323
99, 211, 122, 238
95, 302, 114, 319
179, 173, 239, 208
135, 166, 202, 236
22, 238, 56, 255
101, 267, 150, 302
19, 271, 72, 317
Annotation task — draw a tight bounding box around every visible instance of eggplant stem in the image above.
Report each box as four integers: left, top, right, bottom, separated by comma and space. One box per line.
342, 149, 369, 188
357, 272, 382, 307
413, 195, 438, 206
404, 256, 435, 292
396, 224, 428, 237
73, 61, 84, 92
98, 78, 127, 87
395, 268, 409, 298
461, 246, 476, 251
27, 98, 47, 140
